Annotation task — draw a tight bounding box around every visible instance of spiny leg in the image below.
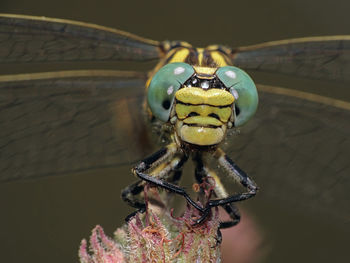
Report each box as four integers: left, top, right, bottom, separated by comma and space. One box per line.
219, 204, 241, 229
132, 143, 204, 212
121, 180, 146, 221
194, 148, 258, 225
160, 154, 188, 206
193, 154, 241, 244
122, 142, 181, 221
196, 168, 241, 227
123, 154, 188, 221
125, 143, 203, 219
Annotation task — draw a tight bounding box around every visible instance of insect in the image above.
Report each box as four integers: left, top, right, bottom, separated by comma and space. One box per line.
1, 14, 349, 241
120, 42, 260, 229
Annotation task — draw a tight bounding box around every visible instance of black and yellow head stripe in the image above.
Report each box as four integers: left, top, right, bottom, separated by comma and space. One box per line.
175, 104, 232, 124
175, 87, 234, 106
175, 87, 234, 124
175, 100, 232, 109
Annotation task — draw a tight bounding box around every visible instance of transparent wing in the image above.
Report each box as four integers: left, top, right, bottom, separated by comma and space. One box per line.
0, 70, 153, 182
231, 36, 350, 82
0, 14, 162, 63
224, 84, 350, 222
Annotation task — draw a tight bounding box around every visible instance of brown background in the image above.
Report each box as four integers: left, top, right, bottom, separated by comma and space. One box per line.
0, 0, 349, 262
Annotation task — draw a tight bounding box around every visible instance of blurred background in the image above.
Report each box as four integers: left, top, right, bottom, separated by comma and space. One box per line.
0, 0, 349, 262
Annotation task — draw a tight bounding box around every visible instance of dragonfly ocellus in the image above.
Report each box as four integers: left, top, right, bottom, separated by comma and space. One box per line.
1, 14, 349, 240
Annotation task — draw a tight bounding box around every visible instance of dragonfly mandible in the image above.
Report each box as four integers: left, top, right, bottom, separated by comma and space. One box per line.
1, 14, 350, 237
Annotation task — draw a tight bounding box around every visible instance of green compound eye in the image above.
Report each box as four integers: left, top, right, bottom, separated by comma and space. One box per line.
216, 66, 258, 126
148, 62, 194, 122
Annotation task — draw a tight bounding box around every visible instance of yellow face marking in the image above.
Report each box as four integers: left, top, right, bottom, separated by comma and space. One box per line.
175, 87, 234, 106
174, 87, 234, 146
193, 66, 217, 75
176, 121, 226, 146
175, 104, 232, 123
183, 116, 223, 126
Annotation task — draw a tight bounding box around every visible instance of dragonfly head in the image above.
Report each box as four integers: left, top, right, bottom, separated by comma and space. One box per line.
147, 63, 258, 146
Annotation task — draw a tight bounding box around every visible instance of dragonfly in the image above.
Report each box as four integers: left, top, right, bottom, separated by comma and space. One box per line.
1, 13, 350, 242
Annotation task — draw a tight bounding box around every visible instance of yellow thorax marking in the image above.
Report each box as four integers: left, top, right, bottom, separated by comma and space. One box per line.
168, 48, 190, 63
175, 87, 234, 106
197, 48, 204, 65
210, 51, 229, 67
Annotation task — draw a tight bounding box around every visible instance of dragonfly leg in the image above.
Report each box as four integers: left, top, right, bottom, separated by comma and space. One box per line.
158, 155, 188, 205
193, 154, 241, 243
123, 151, 188, 221
194, 148, 258, 225
121, 180, 147, 221
122, 143, 180, 220
213, 204, 241, 246
122, 164, 186, 222
130, 143, 205, 214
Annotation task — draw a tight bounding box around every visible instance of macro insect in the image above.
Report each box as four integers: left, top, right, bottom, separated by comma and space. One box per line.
1, 14, 349, 236
121, 45, 259, 229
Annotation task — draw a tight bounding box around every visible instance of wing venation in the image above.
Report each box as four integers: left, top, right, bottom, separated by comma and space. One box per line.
0, 14, 162, 63
231, 36, 350, 82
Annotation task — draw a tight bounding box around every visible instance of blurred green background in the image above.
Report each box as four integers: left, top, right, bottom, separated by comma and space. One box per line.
0, 0, 349, 262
